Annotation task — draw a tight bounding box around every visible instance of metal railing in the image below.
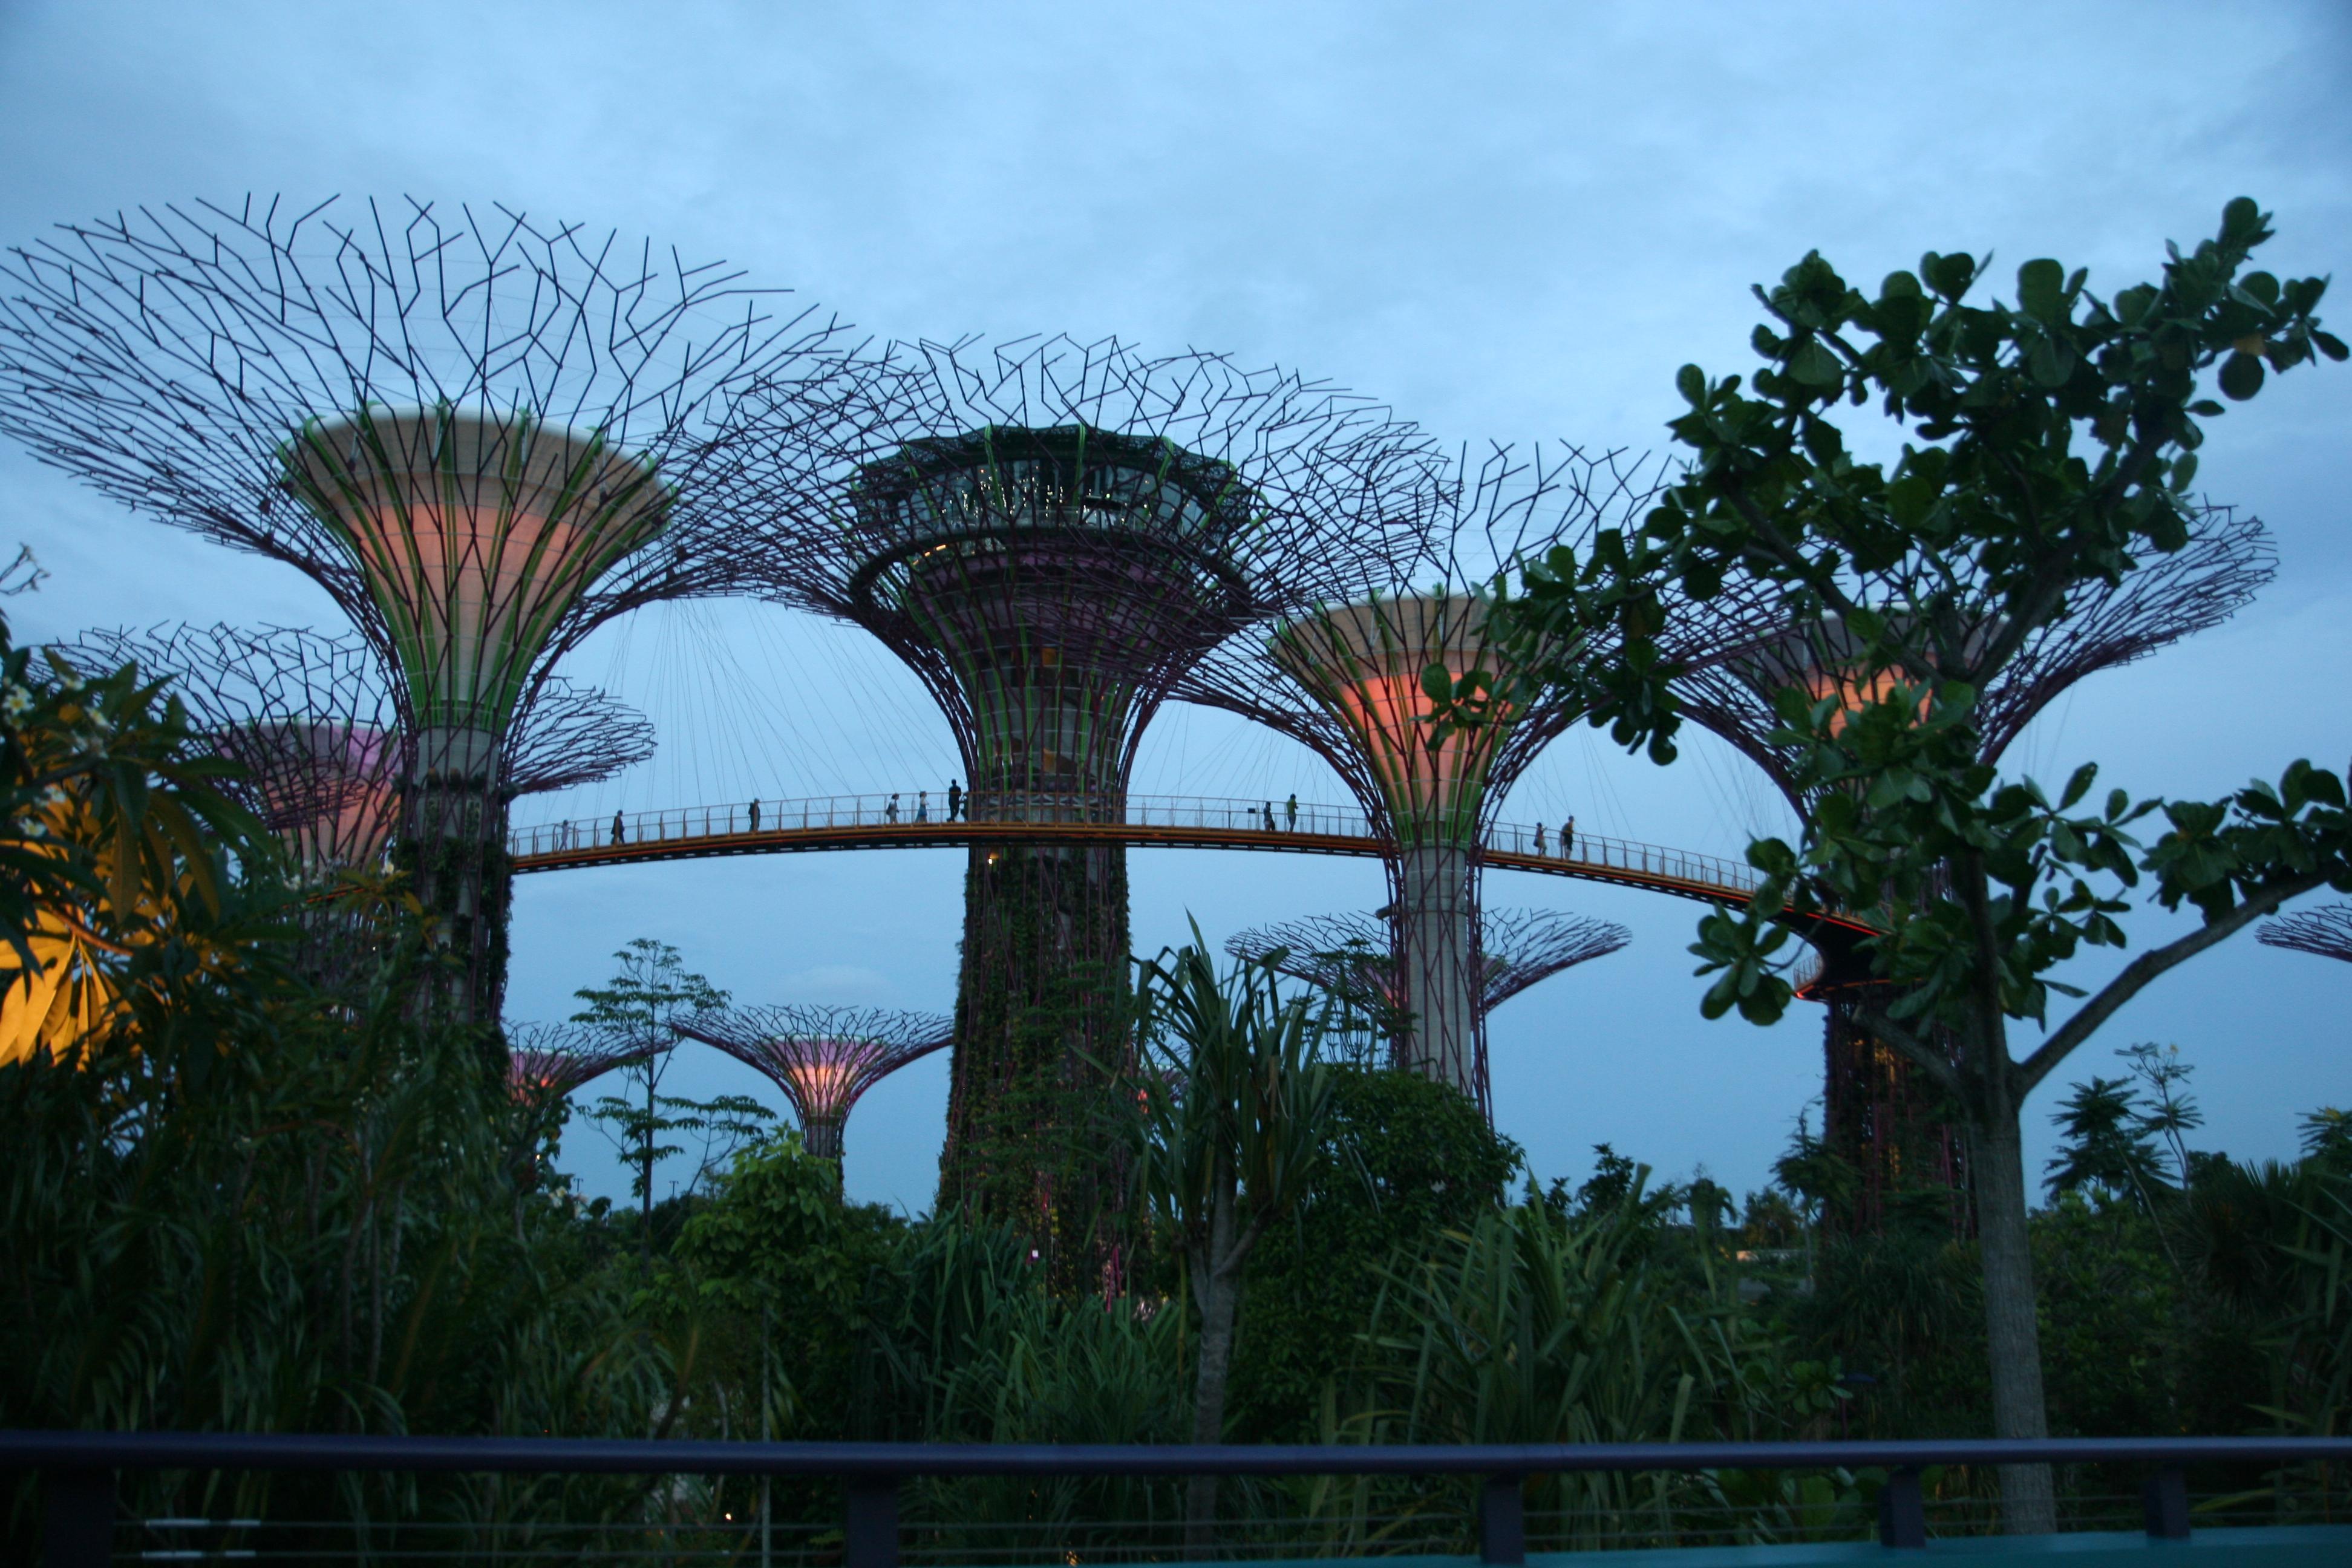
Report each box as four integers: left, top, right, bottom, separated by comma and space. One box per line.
11, 1429, 2352, 1566
506, 792, 1771, 906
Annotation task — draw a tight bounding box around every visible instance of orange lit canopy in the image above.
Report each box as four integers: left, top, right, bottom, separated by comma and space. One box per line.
284, 405, 669, 744
1272, 592, 1526, 847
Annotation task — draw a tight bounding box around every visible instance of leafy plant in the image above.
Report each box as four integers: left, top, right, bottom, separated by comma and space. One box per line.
1466, 196, 2346, 1532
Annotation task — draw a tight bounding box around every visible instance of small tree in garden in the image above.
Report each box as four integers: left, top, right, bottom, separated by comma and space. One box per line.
1129, 924, 1347, 1550
573, 939, 740, 1267
1461, 198, 2348, 1531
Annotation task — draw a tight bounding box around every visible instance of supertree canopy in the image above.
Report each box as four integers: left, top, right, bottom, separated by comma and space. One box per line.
1670, 505, 2273, 1234
676, 1005, 952, 1168
2259, 903, 2352, 964
1226, 905, 1629, 1024
1674, 505, 2273, 809
727, 335, 1446, 1265
506, 1018, 664, 1105
0, 195, 841, 1025
1180, 445, 1750, 1112
54, 624, 655, 878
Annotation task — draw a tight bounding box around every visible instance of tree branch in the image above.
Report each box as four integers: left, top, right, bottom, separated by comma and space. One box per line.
2016, 874, 2327, 1097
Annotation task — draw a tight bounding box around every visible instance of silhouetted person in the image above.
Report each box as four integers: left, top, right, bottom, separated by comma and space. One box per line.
748, 797, 761, 832
1534, 822, 1546, 855
611, 810, 626, 847
1285, 792, 1298, 831
886, 793, 900, 823
1563, 815, 1575, 857
916, 789, 929, 823
948, 779, 962, 820
1263, 800, 1276, 833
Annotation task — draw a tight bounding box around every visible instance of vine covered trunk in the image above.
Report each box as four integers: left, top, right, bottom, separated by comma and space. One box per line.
938, 836, 1133, 1292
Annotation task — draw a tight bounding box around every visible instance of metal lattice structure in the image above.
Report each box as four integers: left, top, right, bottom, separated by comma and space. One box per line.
1226, 906, 1629, 1068
1671, 505, 2273, 1235
1180, 445, 1758, 1112
1674, 505, 2274, 809
506, 1019, 665, 1105
53, 624, 655, 877
0, 195, 843, 1024
676, 1005, 952, 1167
725, 335, 1446, 1264
2259, 904, 2352, 964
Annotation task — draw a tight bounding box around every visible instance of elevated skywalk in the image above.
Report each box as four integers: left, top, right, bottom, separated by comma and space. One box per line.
509, 792, 1872, 939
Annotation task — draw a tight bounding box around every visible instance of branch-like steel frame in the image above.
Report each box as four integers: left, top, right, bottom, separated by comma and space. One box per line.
675, 1004, 953, 1161
506, 1018, 667, 1105
2257, 902, 2352, 965
1671, 505, 2272, 1232
1178, 443, 1767, 1109
54, 623, 655, 872
724, 333, 1452, 806
1671, 504, 2274, 814
1225, 906, 1630, 1017
0, 195, 844, 759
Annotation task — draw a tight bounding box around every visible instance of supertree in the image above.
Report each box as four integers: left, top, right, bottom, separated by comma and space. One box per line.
725, 335, 1446, 1264
505, 1019, 667, 1187
1226, 907, 1629, 1067
2259, 904, 2352, 964
1672, 505, 2273, 1232
0, 195, 841, 1027
53, 624, 654, 880
507, 1018, 664, 1104
1180, 444, 1756, 1113
676, 1005, 952, 1176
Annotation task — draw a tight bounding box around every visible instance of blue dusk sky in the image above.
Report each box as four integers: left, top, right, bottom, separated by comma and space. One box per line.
0, 1, 2346, 1214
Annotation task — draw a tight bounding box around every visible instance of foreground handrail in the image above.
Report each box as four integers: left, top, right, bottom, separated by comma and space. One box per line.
9, 1429, 2352, 1474
13, 1429, 2352, 1565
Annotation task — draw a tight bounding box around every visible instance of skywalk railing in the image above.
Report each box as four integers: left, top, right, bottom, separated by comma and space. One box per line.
12, 1429, 2352, 1567
507, 792, 1770, 903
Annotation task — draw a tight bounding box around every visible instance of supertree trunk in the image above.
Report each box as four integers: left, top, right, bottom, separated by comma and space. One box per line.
942, 837, 1133, 1291
1818, 981, 1971, 1236
405, 725, 512, 1036
1387, 842, 1483, 1100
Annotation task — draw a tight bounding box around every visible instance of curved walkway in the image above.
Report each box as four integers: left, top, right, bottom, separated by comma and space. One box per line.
510, 792, 1871, 939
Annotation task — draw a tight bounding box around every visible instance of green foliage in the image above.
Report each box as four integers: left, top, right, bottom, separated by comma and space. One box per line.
943, 842, 1134, 1288
2031, 1193, 2177, 1437
1230, 1067, 1522, 1440
660, 1128, 903, 1441
1357, 1179, 1846, 1547
1129, 926, 1351, 1538
2047, 1077, 2174, 1205
1459, 200, 2347, 1511
572, 939, 743, 1264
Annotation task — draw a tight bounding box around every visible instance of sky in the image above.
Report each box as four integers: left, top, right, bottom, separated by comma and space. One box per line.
0, 0, 2347, 1215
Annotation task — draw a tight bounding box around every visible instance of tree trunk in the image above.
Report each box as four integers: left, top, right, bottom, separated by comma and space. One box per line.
1955, 851, 2056, 1535
1971, 1094, 2056, 1534
1186, 1187, 1241, 1553
641, 1065, 657, 1274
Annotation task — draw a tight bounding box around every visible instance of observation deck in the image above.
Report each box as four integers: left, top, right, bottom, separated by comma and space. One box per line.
510, 792, 1872, 940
